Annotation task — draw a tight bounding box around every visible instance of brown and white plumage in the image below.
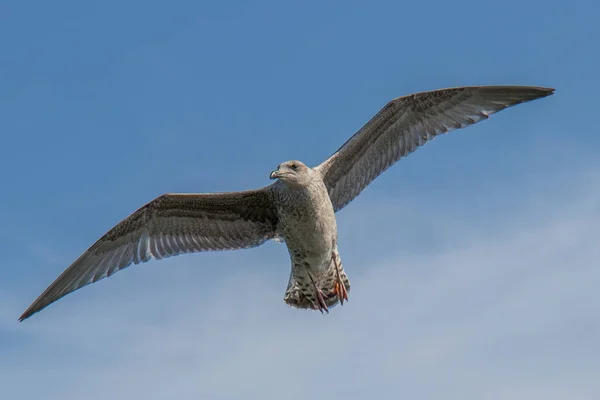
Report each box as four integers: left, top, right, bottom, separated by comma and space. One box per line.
19, 191, 278, 321
316, 86, 554, 211
19, 85, 554, 321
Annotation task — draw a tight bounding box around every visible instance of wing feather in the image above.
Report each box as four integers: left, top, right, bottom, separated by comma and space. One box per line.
316, 86, 554, 211
20, 188, 278, 321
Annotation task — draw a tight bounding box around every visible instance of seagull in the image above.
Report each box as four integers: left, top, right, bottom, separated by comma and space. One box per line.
19, 85, 554, 321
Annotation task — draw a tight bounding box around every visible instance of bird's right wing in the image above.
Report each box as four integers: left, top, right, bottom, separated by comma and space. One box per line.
316, 86, 554, 212
20, 188, 279, 321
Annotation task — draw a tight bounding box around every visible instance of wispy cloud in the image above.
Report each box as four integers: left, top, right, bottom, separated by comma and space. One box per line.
3, 164, 599, 400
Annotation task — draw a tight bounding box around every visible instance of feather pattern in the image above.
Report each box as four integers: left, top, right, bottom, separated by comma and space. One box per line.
316, 86, 554, 212
19, 189, 278, 321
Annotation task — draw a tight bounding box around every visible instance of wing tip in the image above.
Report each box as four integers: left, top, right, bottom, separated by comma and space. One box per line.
516, 86, 555, 103
474, 85, 555, 106
19, 291, 57, 321
18, 305, 37, 322
475, 85, 555, 97
528, 86, 555, 97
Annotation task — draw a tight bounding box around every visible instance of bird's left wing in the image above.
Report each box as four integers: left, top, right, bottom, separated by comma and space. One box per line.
19, 188, 278, 321
315, 86, 554, 212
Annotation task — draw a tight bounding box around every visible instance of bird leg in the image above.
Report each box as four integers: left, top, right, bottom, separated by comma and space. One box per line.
332, 251, 348, 305
307, 272, 329, 314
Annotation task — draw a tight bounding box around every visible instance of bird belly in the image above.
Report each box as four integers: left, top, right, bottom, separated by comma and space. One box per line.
275, 182, 349, 309
283, 218, 335, 272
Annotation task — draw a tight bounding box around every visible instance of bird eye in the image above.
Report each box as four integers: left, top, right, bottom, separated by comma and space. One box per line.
290, 163, 298, 170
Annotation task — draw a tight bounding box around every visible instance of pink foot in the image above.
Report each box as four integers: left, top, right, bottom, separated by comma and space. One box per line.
332, 251, 349, 305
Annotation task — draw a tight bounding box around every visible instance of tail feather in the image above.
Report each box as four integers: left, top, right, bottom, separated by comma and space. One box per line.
283, 251, 351, 311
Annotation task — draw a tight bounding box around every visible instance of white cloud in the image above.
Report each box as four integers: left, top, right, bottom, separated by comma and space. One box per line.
3, 165, 599, 400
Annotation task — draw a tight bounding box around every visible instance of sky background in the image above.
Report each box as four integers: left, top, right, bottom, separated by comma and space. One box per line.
1, 0, 599, 399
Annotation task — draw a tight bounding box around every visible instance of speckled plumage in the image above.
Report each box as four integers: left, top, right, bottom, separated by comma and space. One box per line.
270, 173, 350, 311
19, 85, 554, 321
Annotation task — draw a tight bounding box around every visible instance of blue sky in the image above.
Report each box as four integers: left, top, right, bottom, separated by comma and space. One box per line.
1, 0, 599, 398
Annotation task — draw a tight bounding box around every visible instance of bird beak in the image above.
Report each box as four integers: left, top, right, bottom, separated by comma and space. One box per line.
270, 170, 280, 180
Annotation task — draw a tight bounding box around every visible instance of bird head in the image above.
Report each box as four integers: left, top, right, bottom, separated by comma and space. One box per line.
270, 160, 312, 187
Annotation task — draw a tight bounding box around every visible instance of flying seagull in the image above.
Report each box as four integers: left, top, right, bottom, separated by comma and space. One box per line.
19, 85, 554, 321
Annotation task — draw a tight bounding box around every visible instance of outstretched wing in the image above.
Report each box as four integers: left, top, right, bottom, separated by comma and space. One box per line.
20, 188, 279, 321
316, 86, 554, 212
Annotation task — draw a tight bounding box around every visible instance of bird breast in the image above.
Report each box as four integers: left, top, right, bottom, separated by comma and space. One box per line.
276, 182, 337, 265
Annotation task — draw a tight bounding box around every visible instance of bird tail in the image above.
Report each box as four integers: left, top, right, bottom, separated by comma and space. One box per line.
283, 250, 351, 310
